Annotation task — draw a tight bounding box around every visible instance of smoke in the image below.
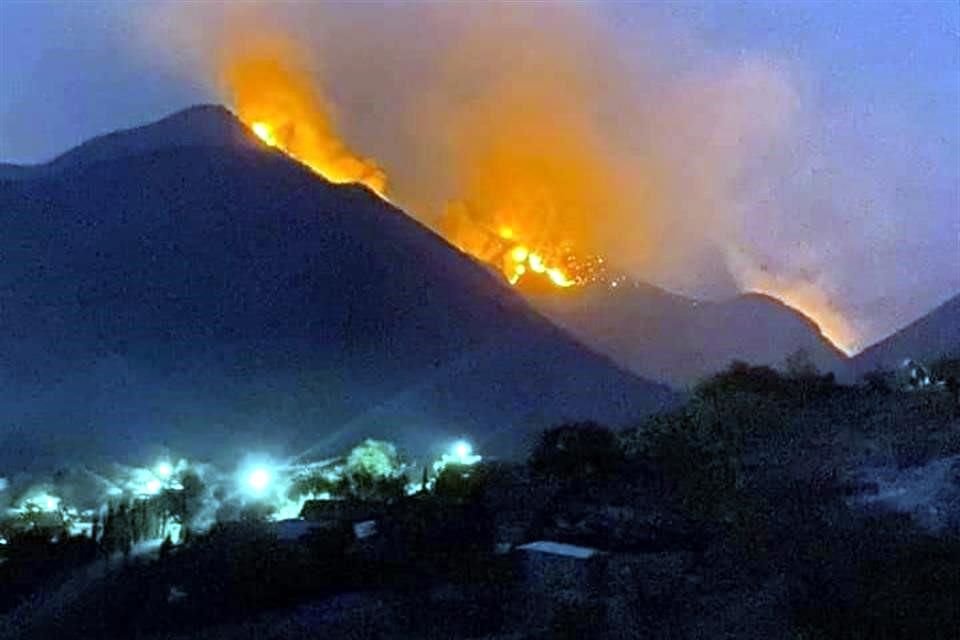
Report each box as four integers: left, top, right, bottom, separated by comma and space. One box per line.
127, 2, 958, 353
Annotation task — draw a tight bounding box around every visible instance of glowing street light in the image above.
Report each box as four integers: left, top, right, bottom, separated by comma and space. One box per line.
453, 441, 473, 462
246, 467, 271, 494
450, 440, 481, 466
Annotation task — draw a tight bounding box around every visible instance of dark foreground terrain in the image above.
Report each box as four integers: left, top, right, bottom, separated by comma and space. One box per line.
2, 361, 959, 639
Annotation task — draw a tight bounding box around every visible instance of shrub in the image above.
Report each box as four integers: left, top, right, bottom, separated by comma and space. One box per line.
433, 462, 495, 502
528, 422, 624, 481
791, 517, 960, 639
862, 368, 895, 394
697, 361, 790, 399
629, 409, 741, 520
785, 348, 820, 380
287, 470, 338, 500
699, 360, 837, 407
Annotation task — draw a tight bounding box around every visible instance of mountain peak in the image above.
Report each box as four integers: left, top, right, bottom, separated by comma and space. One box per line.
6, 104, 260, 177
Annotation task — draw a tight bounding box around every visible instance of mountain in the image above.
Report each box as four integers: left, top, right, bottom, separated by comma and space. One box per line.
0, 163, 35, 181
0, 105, 675, 471
528, 282, 849, 388
851, 294, 960, 375
0, 105, 260, 181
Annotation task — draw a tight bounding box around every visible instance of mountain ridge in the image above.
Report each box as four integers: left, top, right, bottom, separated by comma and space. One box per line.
0, 106, 676, 470
851, 293, 960, 375
529, 281, 851, 387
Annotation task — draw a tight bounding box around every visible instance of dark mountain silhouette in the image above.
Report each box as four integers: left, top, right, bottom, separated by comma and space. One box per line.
0, 163, 35, 180
529, 282, 850, 388
0, 105, 675, 471
851, 294, 960, 375
0, 105, 260, 181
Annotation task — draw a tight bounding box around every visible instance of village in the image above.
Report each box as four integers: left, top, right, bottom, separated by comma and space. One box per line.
1, 357, 958, 639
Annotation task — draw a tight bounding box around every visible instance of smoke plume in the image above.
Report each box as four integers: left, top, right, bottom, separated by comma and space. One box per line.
129, 2, 959, 353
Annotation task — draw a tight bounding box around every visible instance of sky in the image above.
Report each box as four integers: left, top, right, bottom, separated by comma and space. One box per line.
0, 0, 957, 353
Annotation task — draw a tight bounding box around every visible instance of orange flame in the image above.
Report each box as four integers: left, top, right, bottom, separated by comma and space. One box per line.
440, 204, 603, 290
750, 283, 859, 355
221, 40, 388, 197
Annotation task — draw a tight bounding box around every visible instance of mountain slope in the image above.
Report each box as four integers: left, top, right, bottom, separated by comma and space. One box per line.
530, 283, 849, 387
851, 294, 960, 375
0, 105, 259, 181
0, 106, 675, 470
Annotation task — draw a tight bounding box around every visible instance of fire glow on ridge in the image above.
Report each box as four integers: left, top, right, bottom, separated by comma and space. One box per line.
217, 30, 866, 337
222, 39, 388, 198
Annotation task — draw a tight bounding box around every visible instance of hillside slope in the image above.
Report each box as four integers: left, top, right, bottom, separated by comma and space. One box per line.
0, 106, 675, 470
530, 283, 849, 388
851, 294, 960, 375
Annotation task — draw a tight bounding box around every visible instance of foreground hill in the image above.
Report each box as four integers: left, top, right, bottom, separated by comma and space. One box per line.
529, 282, 849, 388
851, 293, 960, 376
0, 105, 675, 470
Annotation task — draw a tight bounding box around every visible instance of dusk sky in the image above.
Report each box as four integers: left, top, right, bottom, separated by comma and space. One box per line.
1, 1, 958, 352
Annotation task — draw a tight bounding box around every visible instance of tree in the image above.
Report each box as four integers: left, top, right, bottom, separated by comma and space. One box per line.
159, 534, 173, 560
529, 422, 624, 481
287, 469, 338, 500
433, 462, 486, 501
335, 439, 407, 502
863, 368, 894, 394
785, 348, 819, 380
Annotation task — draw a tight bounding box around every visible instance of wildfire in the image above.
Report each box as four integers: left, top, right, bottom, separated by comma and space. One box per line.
500, 233, 574, 288
441, 205, 610, 290
751, 284, 859, 356
221, 41, 388, 198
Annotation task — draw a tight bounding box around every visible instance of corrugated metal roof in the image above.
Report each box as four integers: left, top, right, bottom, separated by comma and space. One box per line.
516, 540, 600, 559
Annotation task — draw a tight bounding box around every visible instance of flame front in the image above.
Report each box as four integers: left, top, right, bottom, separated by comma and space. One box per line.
216, 30, 607, 291
503, 238, 575, 288
441, 204, 608, 290
222, 43, 388, 198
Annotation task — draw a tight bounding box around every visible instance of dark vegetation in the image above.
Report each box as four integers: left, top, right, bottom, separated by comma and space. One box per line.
2, 359, 959, 639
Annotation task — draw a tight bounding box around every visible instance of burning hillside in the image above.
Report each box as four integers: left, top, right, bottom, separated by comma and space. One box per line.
224, 71, 604, 291
440, 202, 614, 290
221, 41, 388, 198
219, 30, 616, 293
214, 26, 860, 340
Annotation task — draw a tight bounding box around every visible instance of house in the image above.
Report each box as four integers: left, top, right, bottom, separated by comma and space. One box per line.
271, 519, 329, 543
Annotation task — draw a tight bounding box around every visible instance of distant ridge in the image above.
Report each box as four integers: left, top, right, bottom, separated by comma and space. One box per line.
529, 283, 850, 388
851, 294, 960, 375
